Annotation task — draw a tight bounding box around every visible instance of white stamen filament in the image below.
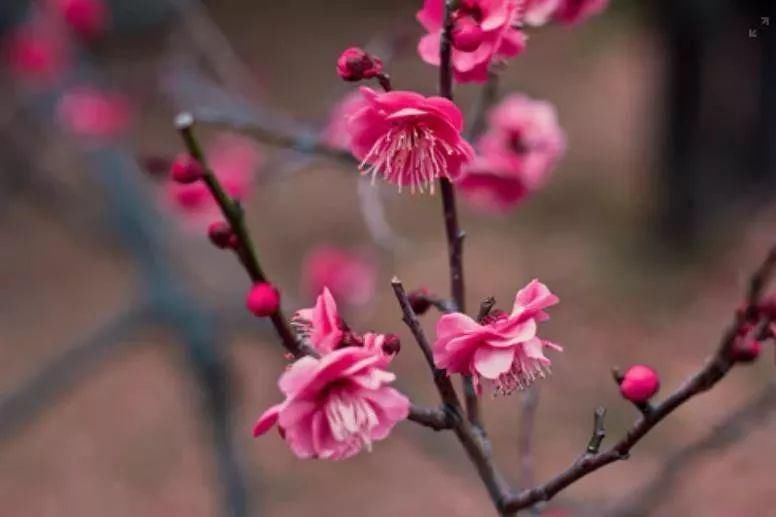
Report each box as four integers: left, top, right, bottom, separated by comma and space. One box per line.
359, 123, 459, 193
325, 390, 379, 452
493, 354, 551, 396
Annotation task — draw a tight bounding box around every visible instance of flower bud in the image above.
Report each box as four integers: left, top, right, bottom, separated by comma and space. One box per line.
382, 334, 401, 356
452, 16, 484, 52
246, 282, 280, 317
731, 337, 762, 363
408, 288, 432, 315
208, 221, 235, 249
59, 0, 109, 39
619, 365, 659, 403
170, 153, 203, 184
336, 47, 383, 82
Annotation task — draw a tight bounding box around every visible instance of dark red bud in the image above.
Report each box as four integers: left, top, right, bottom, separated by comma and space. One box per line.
408, 288, 432, 315
336, 47, 383, 82
207, 221, 235, 249
170, 153, 203, 184
382, 334, 401, 356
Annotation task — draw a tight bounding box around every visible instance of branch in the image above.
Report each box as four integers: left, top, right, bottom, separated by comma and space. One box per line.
500, 244, 776, 513
391, 277, 461, 409
606, 384, 776, 517
175, 113, 308, 358
409, 404, 453, 431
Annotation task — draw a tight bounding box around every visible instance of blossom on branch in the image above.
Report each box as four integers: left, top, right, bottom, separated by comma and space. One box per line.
458, 94, 565, 213
417, 0, 525, 83
253, 346, 410, 460
56, 86, 133, 138
433, 279, 561, 395
293, 287, 398, 362
348, 87, 474, 193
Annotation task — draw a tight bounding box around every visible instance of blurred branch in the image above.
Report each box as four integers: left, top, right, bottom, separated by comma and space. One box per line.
518, 386, 541, 488
605, 384, 776, 517
0, 305, 148, 442
464, 73, 499, 141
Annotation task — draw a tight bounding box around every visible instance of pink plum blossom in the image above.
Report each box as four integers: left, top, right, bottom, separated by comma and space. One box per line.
458, 94, 565, 212
322, 90, 368, 150
433, 279, 561, 395
253, 346, 410, 460
56, 87, 132, 138
417, 0, 525, 83
164, 133, 261, 228
523, 0, 609, 26
348, 87, 474, 193
293, 287, 398, 362
302, 245, 377, 306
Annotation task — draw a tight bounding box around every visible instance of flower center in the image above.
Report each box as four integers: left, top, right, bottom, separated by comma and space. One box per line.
359, 122, 457, 193
493, 353, 550, 396
324, 390, 379, 451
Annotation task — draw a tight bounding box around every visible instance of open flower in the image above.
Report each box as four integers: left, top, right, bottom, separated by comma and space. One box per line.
293, 287, 399, 362
523, 0, 609, 26
348, 87, 474, 193
458, 94, 564, 212
302, 245, 377, 306
433, 279, 561, 395
253, 346, 410, 460
417, 0, 525, 83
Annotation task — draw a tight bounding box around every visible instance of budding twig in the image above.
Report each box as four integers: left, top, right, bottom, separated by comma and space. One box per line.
585, 407, 607, 455
175, 112, 305, 358
499, 244, 776, 513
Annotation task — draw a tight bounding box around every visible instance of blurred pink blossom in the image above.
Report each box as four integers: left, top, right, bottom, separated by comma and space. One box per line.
523, 0, 609, 26
433, 279, 561, 395
348, 87, 474, 192
252, 346, 410, 460
322, 90, 368, 150
56, 87, 132, 138
164, 134, 261, 227
458, 94, 565, 213
54, 0, 110, 38
417, 0, 525, 83
302, 245, 377, 306
4, 23, 69, 83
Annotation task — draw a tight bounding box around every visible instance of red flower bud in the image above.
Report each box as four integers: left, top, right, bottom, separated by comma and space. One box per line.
731, 337, 762, 363
382, 334, 401, 356
336, 47, 383, 82
619, 365, 660, 403
59, 0, 109, 39
452, 16, 484, 52
408, 288, 432, 315
207, 221, 235, 249
246, 282, 280, 317
170, 153, 203, 184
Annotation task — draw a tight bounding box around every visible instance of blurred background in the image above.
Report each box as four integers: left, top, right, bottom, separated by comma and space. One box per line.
1, 1, 775, 516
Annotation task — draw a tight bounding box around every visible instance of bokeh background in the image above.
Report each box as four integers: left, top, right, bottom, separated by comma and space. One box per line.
1, 1, 776, 516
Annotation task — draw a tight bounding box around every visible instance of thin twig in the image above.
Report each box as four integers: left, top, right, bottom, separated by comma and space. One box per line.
175, 113, 306, 358
605, 384, 776, 517
409, 404, 453, 431
518, 386, 541, 489
499, 245, 776, 513
391, 277, 461, 409
585, 407, 607, 455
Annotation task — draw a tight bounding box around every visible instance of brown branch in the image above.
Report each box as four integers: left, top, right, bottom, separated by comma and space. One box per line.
606, 384, 776, 517
175, 113, 307, 358
391, 277, 461, 409
465, 297, 497, 430
409, 404, 453, 431
500, 245, 776, 513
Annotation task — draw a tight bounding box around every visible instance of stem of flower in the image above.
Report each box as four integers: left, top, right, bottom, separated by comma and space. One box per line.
174, 112, 304, 358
